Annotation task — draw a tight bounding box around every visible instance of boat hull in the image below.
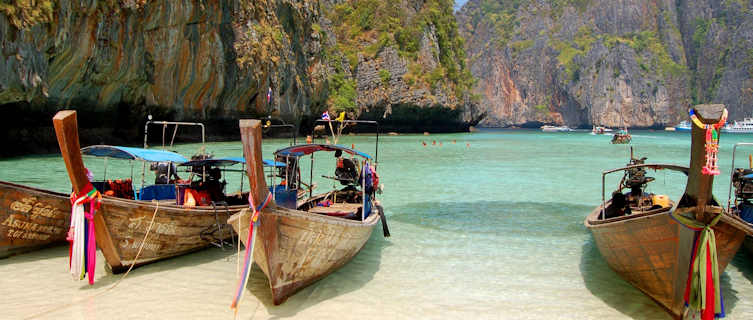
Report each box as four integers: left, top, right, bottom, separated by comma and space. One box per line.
94, 197, 240, 273
229, 205, 379, 305
0, 181, 71, 258
585, 205, 750, 317
745, 236, 753, 256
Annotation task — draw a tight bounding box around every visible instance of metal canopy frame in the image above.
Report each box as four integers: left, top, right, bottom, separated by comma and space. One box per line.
313, 119, 380, 163
600, 163, 689, 220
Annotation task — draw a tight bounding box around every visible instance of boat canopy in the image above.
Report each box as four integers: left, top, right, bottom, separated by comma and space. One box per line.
178, 157, 286, 167
263, 159, 287, 167
274, 144, 372, 160
602, 163, 689, 176
81, 145, 188, 163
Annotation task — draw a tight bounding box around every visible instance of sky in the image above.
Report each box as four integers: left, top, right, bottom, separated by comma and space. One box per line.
454, 0, 469, 11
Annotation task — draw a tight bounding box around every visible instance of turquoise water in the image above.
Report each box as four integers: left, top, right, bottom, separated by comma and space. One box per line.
2, 129, 753, 319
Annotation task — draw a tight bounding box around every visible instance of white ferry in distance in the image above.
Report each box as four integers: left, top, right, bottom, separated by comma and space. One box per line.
723, 118, 753, 134
675, 120, 691, 132
541, 125, 573, 132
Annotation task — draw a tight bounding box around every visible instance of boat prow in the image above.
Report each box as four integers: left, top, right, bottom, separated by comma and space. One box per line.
229, 119, 382, 304
586, 105, 753, 318
52, 110, 241, 274
228, 203, 379, 304
585, 201, 750, 316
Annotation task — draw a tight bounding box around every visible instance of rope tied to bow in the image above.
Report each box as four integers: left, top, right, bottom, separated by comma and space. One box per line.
68, 181, 101, 285
230, 191, 273, 314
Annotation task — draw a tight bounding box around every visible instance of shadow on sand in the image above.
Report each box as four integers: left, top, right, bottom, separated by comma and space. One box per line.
0, 243, 239, 290
0, 242, 68, 262
580, 237, 740, 319
731, 238, 753, 285
244, 230, 391, 318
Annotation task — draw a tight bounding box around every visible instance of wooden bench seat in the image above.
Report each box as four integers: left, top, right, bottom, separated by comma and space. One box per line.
308, 203, 362, 217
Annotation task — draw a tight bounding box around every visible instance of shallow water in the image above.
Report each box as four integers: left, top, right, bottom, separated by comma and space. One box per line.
2, 129, 753, 319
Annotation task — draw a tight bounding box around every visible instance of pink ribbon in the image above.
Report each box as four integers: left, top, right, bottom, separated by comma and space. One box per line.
85, 200, 97, 285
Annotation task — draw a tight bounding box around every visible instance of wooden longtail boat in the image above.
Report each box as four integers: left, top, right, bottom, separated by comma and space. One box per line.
0, 181, 71, 258
725, 143, 753, 256
53, 110, 242, 273
610, 129, 632, 144
228, 119, 385, 305
585, 105, 753, 318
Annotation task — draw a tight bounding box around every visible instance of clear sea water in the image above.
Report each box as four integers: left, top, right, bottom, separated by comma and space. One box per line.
2, 129, 753, 319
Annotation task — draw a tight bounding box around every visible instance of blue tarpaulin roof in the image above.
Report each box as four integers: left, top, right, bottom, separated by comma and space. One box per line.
179, 157, 286, 167
81, 145, 188, 163
263, 159, 287, 167
179, 157, 244, 167
274, 144, 372, 159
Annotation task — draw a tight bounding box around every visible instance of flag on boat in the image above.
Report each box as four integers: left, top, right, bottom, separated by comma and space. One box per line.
335, 111, 345, 122
321, 111, 330, 121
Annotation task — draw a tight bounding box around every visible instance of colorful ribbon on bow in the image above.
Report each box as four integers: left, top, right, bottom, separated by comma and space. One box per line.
689, 108, 727, 176
230, 191, 273, 312
671, 210, 725, 320
68, 182, 101, 285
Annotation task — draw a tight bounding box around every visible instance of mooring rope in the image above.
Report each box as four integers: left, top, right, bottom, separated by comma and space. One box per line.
230, 192, 273, 316
25, 201, 162, 319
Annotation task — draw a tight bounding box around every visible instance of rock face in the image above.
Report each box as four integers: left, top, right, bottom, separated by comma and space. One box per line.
322, 0, 481, 130
458, 0, 753, 128
0, 0, 327, 120
0, 0, 478, 157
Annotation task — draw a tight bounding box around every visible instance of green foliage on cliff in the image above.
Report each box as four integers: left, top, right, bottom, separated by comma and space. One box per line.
627, 31, 687, 77
235, 20, 286, 73
465, 0, 687, 83
328, 72, 358, 113
548, 27, 595, 81
547, 28, 685, 81
233, 0, 291, 79
464, 0, 591, 48
326, 0, 475, 101
693, 18, 711, 49
379, 69, 391, 85
510, 39, 534, 54
0, 0, 54, 29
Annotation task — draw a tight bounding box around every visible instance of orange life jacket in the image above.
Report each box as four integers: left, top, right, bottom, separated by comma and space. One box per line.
184, 189, 211, 207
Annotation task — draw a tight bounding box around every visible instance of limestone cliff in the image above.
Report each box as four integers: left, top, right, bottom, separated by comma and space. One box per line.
0, 0, 328, 120
458, 0, 753, 128
320, 0, 481, 131
0, 0, 478, 157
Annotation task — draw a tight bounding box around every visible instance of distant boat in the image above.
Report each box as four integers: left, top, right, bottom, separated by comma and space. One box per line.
541, 125, 573, 132
664, 126, 676, 131
591, 126, 613, 135
675, 120, 691, 132
610, 129, 631, 144
722, 117, 753, 133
